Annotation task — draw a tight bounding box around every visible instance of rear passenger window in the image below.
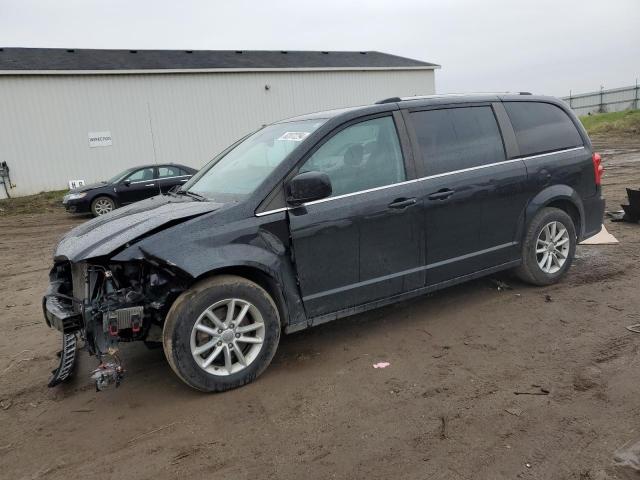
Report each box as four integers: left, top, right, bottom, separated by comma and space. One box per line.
158, 166, 181, 178
504, 102, 583, 156
411, 106, 505, 175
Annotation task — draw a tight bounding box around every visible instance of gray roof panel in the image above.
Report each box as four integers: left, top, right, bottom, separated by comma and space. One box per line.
0, 48, 439, 72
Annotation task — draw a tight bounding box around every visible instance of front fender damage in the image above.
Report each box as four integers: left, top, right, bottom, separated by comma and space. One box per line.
44, 213, 304, 391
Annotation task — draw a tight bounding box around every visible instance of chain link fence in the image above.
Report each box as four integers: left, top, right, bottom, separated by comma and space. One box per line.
562, 82, 640, 116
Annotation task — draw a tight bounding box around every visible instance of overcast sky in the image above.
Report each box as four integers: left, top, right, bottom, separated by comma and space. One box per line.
1, 0, 637, 97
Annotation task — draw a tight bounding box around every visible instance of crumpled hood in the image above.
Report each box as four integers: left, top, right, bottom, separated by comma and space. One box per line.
55, 195, 224, 262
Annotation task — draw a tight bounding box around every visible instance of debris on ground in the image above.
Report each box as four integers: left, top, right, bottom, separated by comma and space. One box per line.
613, 439, 640, 476
579, 225, 619, 245
126, 422, 181, 444
373, 362, 390, 369
505, 407, 523, 417
545, 295, 553, 303
608, 188, 640, 223
490, 279, 512, 291
439, 416, 448, 440
606, 210, 625, 221
0, 399, 12, 410
626, 324, 640, 334
514, 387, 549, 396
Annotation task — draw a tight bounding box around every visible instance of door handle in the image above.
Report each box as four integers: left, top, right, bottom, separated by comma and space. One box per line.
145, 183, 156, 187
180, 179, 188, 182
428, 189, 455, 201
388, 197, 417, 209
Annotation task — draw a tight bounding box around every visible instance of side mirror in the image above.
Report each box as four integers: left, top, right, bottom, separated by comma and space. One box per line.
123, 180, 131, 187
286, 171, 332, 206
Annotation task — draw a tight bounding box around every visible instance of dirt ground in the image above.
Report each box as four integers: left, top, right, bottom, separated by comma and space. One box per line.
1, 138, 640, 480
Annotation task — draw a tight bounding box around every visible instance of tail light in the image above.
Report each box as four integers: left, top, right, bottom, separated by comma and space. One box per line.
592, 152, 603, 186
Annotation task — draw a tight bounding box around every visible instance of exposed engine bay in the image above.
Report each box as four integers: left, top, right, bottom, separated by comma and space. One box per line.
44, 258, 189, 390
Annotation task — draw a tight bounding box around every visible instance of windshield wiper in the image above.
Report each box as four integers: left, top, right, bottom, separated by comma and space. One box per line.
175, 190, 207, 202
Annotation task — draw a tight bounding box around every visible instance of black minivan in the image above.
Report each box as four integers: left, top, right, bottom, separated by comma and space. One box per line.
43, 94, 604, 392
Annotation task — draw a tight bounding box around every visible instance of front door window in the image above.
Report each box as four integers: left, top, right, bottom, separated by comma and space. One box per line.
299, 116, 406, 198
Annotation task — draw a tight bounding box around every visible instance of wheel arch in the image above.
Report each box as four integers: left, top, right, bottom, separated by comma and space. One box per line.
525, 185, 585, 239
114, 233, 309, 331
192, 264, 291, 330
91, 192, 118, 208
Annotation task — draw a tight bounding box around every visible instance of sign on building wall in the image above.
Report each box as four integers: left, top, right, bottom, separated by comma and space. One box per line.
88, 131, 112, 148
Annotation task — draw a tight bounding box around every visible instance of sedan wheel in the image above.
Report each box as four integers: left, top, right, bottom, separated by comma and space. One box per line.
91, 196, 115, 216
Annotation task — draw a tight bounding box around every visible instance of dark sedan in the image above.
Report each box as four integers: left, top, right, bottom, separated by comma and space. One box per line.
63, 163, 198, 216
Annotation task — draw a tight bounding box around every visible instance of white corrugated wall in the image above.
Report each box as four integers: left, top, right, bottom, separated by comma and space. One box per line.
0, 69, 435, 196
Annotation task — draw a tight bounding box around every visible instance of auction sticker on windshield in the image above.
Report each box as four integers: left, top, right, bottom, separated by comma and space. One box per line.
278, 131, 310, 142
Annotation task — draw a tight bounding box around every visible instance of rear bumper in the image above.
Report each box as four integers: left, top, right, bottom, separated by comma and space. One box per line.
581, 194, 605, 241
42, 281, 83, 334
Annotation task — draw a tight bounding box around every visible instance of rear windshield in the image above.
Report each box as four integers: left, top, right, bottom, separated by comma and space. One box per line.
504, 102, 583, 156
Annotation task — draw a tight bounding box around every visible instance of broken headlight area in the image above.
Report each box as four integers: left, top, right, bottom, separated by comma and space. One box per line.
43, 259, 189, 390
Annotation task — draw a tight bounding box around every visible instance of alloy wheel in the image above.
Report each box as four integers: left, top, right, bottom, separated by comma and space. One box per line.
190, 298, 265, 376
94, 198, 114, 215
536, 221, 570, 274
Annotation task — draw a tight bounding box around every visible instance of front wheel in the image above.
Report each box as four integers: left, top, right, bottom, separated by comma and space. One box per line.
163, 275, 281, 392
515, 207, 577, 286
91, 196, 116, 216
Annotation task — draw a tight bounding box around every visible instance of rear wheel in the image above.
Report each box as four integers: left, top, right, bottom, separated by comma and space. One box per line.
163, 275, 280, 392
515, 207, 576, 286
91, 196, 115, 216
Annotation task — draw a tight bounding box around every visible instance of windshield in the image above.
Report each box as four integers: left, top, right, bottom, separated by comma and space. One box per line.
107, 168, 135, 184
186, 119, 326, 201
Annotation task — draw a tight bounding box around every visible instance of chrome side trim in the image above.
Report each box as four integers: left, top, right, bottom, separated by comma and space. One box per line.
515, 145, 584, 161
255, 207, 289, 217
129, 174, 191, 185
254, 146, 585, 216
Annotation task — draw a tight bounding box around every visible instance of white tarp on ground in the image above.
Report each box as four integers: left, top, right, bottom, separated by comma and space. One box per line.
579, 224, 619, 245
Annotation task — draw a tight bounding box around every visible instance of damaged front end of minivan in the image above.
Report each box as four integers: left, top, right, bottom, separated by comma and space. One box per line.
44, 254, 191, 389
42, 195, 222, 390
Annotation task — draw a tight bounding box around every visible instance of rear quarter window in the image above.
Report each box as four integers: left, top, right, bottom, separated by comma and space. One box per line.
504, 101, 583, 156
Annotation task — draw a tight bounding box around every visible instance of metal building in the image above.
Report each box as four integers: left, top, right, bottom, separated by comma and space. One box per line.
0, 48, 439, 197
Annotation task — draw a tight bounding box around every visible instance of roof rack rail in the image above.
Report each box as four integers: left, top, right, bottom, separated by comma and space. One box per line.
375, 91, 534, 104
375, 97, 402, 104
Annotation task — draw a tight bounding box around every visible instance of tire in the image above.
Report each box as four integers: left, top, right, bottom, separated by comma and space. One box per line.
91, 196, 116, 216
515, 207, 577, 286
163, 275, 281, 392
